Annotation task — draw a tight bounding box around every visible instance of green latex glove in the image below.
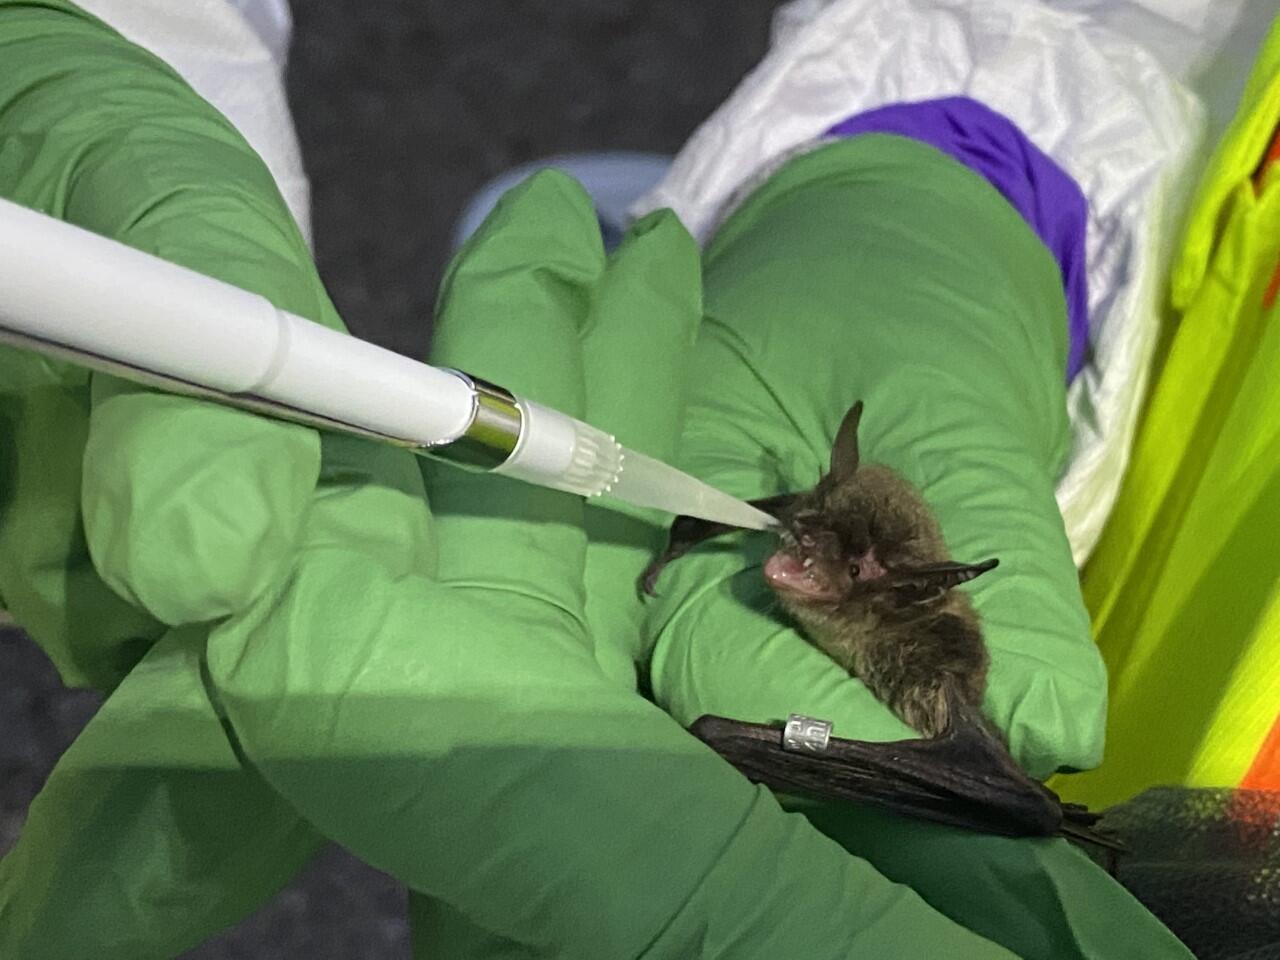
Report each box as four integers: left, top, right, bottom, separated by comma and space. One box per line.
205, 171, 1015, 960
647, 137, 1101, 778
0, 2, 327, 954
0, 5, 1015, 957
0, 0, 327, 690
640, 137, 1191, 959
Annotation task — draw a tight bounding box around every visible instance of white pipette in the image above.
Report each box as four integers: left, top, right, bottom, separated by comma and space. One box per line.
0, 197, 777, 532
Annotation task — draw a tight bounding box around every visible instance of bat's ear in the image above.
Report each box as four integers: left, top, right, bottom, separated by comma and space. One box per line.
895, 558, 1000, 593
827, 401, 863, 485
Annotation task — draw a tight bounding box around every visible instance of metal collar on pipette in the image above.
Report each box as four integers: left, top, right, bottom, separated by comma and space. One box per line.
425, 369, 626, 499
424, 369, 523, 469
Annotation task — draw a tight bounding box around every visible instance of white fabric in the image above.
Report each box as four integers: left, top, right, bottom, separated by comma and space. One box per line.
228, 0, 294, 66
76, 0, 312, 246
1050, 0, 1275, 146
633, 0, 1218, 566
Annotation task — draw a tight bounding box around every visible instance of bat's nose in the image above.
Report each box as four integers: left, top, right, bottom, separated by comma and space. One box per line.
854, 549, 886, 581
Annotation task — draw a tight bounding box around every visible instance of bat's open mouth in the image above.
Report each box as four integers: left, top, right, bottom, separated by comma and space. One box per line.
763, 551, 841, 601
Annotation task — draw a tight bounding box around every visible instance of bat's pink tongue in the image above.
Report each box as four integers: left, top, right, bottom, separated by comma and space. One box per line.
763, 551, 832, 598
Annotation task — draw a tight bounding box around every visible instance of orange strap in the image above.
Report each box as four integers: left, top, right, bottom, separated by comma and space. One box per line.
1243, 714, 1280, 790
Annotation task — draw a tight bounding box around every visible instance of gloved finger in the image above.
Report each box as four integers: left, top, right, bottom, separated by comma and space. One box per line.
433, 167, 606, 396
424, 169, 605, 624
580, 208, 702, 458
578, 209, 704, 685
0, 0, 338, 629
82, 394, 320, 626
0, 352, 157, 688
0, 625, 323, 960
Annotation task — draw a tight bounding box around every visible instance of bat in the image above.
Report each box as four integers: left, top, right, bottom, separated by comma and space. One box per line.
642, 401, 1119, 852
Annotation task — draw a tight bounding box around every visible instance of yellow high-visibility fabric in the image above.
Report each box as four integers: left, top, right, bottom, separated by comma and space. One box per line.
1055, 13, 1280, 809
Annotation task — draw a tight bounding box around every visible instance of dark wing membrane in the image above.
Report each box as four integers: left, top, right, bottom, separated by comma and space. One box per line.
690, 708, 1122, 852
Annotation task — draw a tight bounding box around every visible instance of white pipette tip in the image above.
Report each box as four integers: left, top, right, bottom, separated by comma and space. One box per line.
606, 447, 781, 531
493, 405, 777, 531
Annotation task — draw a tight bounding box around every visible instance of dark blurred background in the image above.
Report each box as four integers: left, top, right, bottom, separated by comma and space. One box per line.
0, 1, 783, 956
295, 0, 787, 359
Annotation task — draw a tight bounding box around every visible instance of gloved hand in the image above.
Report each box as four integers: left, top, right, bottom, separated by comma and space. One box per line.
634, 135, 1193, 960
0, 3, 1018, 958
0, 0, 334, 949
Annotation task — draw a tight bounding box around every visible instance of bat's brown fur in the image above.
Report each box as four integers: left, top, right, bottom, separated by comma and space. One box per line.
770, 461, 989, 737
643, 400, 996, 738
643, 403, 1124, 851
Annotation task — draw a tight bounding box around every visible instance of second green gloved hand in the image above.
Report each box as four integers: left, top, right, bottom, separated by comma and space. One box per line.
637, 136, 1190, 960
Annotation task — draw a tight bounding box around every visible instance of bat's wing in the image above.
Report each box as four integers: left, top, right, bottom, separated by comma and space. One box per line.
639, 493, 798, 597
690, 704, 1122, 853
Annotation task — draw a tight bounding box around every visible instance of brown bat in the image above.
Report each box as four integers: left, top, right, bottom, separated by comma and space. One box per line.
642, 401, 1118, 851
